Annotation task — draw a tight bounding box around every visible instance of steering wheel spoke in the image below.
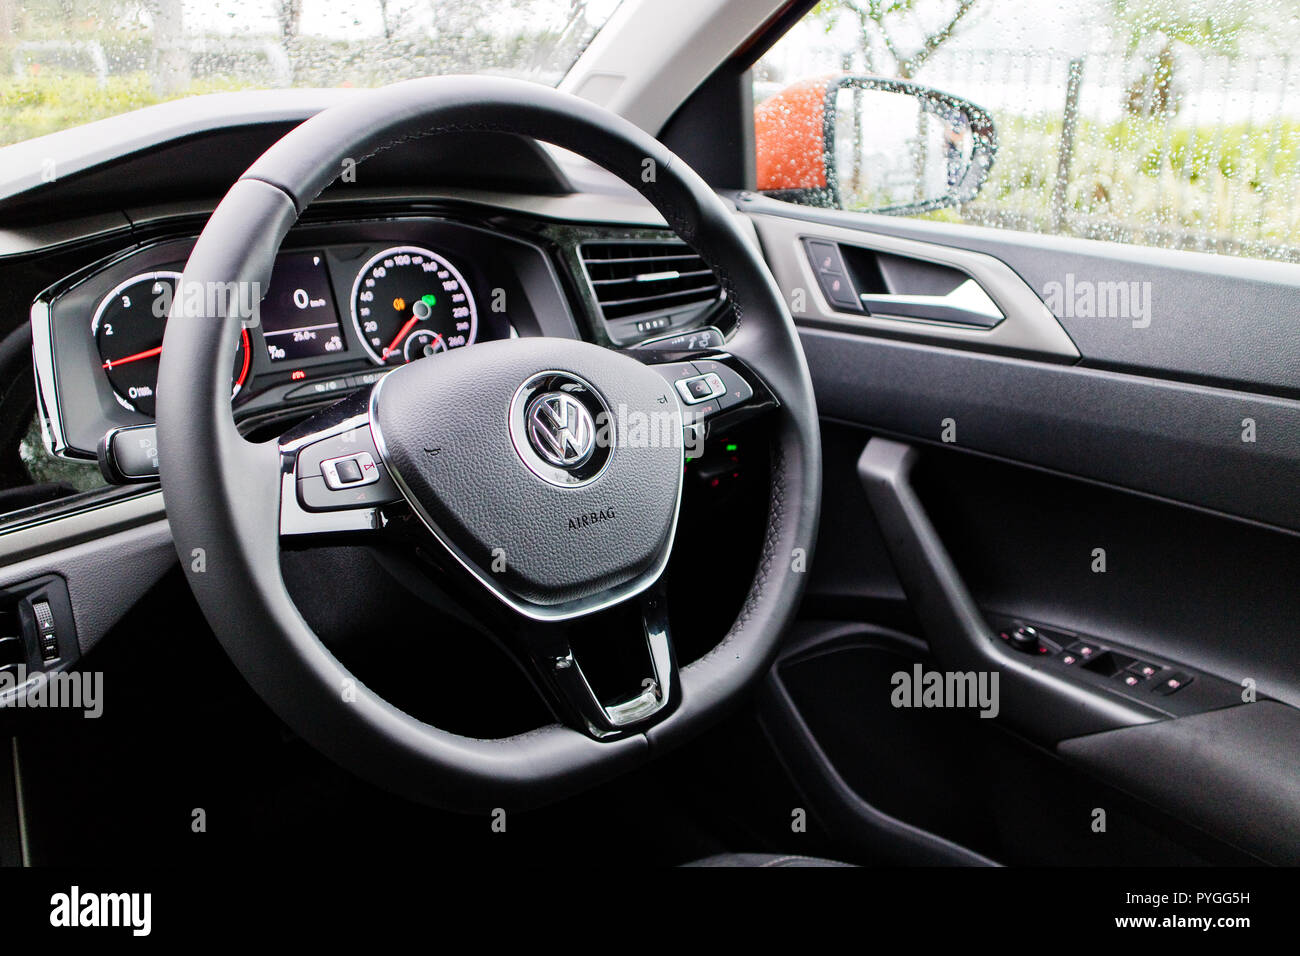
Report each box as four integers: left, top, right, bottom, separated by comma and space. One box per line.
506, 586, 679, 739
276, 388, 405, 537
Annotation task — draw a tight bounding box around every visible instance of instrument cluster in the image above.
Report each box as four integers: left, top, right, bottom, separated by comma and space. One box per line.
92, 244, 480, 418
34, 216, 579, 462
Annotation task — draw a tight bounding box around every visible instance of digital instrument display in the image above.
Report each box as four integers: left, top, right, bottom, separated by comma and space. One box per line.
260, 252, 346, 362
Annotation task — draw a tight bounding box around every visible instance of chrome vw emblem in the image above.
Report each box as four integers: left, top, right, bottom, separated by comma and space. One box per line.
526, 391, 597, 469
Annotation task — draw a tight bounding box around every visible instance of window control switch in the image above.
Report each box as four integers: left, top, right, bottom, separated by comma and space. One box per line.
1153, 672, 1194, 695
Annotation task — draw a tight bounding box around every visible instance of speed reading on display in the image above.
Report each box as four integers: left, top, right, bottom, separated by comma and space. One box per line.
349, 245, 478, 366
259, 252, 347, 363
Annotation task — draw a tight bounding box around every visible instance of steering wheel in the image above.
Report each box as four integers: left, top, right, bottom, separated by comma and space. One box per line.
157, 76, 820, 811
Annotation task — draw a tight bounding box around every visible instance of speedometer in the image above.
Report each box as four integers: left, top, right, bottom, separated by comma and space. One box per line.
349, 246, 478, 366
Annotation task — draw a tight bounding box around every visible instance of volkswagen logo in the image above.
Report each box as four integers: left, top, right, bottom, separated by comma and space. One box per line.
526, 391, 597, 468
509, 371, 612, 488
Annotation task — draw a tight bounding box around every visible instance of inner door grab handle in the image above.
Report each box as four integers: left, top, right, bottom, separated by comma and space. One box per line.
857, 437, 1160, 742
858, 279, 1003, 329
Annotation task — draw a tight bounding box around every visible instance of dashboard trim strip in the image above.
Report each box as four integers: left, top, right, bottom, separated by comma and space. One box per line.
0, 488, 166, 565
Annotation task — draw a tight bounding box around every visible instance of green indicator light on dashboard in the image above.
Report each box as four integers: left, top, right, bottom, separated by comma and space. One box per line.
421, 293, 437, 306
725, 443, 738, 451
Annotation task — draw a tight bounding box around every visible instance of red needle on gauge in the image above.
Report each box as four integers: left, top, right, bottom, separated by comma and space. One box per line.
102, 345, 162, 369
382, 316, 420, 360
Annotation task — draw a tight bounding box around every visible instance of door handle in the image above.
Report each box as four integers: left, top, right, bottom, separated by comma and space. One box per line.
858, 279, 1003, 329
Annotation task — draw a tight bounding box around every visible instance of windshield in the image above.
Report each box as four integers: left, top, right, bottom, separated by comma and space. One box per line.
0, 0, 621, 146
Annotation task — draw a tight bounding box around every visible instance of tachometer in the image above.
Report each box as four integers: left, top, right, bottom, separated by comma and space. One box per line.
349, 246, 477, 366
94, 271, 251, 416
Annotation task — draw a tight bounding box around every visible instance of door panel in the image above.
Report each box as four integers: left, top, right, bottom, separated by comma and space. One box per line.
745, 198, 1300, 865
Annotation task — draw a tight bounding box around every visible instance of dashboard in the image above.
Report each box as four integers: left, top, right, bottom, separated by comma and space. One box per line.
31, 209, 728, 473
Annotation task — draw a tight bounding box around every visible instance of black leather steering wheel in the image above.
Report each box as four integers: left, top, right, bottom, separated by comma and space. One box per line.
157, 76, 821, 810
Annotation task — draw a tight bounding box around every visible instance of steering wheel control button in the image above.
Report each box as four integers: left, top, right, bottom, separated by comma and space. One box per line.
692, 359, 754, 410
98, 424, 160, 483
334, 458, 364, 483
650, 361, 702, 388
295, 427, 401, 512
322, 452, 377, 489
508, 370, 613, 488
297, 470, 400, 512
676, 373, 725, 405
296, 426, 379, 478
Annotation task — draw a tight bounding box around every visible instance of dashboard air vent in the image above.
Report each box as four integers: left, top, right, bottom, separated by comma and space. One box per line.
578, 240, 723, 334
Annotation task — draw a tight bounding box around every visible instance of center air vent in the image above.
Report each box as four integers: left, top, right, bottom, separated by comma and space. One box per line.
578, 240, 724, 344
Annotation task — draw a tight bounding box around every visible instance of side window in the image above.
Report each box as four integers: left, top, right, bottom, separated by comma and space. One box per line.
0, 325, 107, 518
754, 1, 1300, 263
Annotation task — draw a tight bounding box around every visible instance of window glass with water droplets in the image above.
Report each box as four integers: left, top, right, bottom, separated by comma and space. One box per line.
0, 1, 623, 145
755, 0, 1300, 262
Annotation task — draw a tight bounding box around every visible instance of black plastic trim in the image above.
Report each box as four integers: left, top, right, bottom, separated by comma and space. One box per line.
1058, 701, 1300, 865
759, 620, 999, 866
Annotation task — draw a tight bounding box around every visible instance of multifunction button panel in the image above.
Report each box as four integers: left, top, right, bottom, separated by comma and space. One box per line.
294, 426, 402, 513
652, 359, 753, 423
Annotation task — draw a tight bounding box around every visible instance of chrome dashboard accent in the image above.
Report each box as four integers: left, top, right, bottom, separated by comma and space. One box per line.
30, 297, 86, 461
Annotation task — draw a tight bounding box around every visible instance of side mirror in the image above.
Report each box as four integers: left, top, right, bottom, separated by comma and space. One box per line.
755, 74, 997, 214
